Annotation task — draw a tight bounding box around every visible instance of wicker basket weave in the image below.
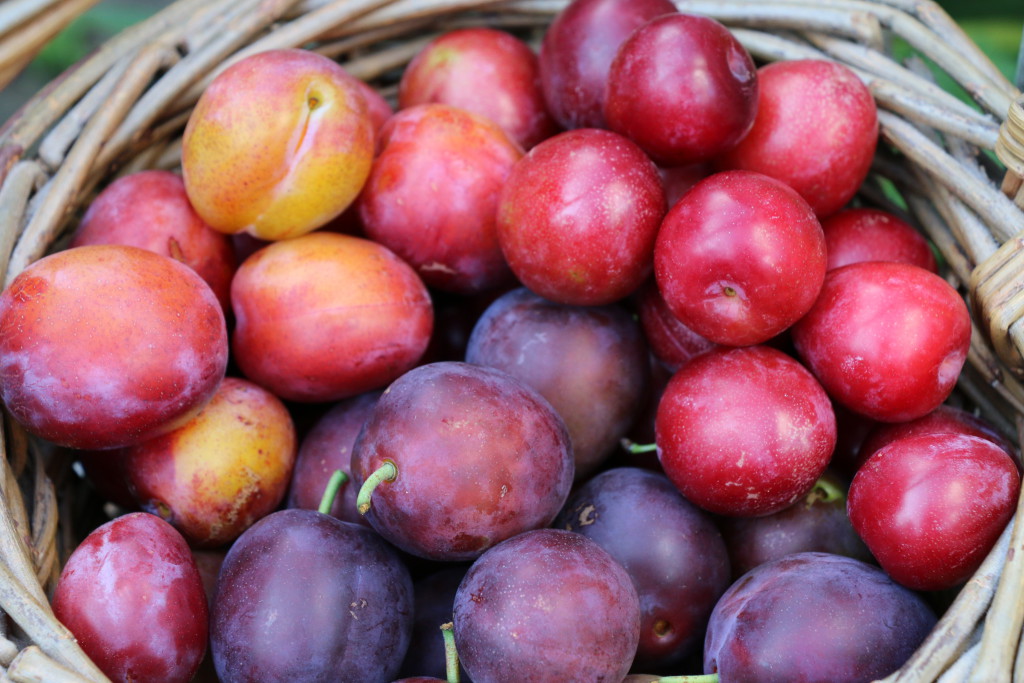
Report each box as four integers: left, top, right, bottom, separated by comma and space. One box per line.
0, 0, 1023, 681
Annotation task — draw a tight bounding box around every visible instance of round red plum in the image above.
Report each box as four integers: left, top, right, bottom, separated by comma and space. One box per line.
0, 245, 228, 450
791, 261, 971, 423
654, 170, 826, 347
604, 13, 758, 166
655, 345, 836, 517
231, 233, 433, 403
497, 128, 666, 305
716, 59, 878, 218
822, 207, 937, 272
53, 512, 208, 683
399, 28, 557, 149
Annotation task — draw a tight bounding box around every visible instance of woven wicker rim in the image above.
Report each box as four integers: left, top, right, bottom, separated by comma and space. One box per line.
1, 1, 1023, 681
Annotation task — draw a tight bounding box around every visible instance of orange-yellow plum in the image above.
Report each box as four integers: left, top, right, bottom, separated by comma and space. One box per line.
182, 49, 374, 241
231, 232, 433, 402
123, 377, 297, 548
0, 245, 228, 450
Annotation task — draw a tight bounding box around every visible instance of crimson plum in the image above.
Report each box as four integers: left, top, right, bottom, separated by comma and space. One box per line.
538, 0, 676, 129
352, 362, 573, 561
465, 288, 650, 478
791, 261, 971, 422
53, 512, 208, 683
655, 345, 836, 517
636, 278, 718, 372
555, 467, 730, 670
716, 59, 878, 218
453, 528, 640, 682
211, 509, 413, 682
822, 207, 937, 272
704, 552, 936, 682
604, 13, 758, 165
497, 128, 666, 305
848, 433, 1019, 591
654, 170, 826, 347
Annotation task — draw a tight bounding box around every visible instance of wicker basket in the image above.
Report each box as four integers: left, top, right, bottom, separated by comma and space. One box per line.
0, 0, 1023, 681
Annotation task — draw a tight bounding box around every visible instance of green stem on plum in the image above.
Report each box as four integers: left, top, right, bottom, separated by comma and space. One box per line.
317, 470, 349, 515
655, 675, 719, 683
356, 461, 397, 515
805, 475, 845, 507
621, 438, 658, 454
441, 621, 460, 683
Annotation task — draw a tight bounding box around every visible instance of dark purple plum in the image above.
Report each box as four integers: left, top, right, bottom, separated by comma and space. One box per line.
704, 552, 936, 682
210, 509, 413, 683
718, 471, 873, 579
352, 362, 574, 561
453, 529, 640, 682
396, 566, 471, 681
466, 288, 650, 479
538, 0, 677, 129
554, 467, 729, 670
286, 391, 381, 525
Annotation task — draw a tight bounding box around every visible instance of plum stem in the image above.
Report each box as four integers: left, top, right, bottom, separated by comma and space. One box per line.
441, 621, 460, 683
806, 475, 844, 506
317, 470, 349, 515
655, 676, 719, 682
357, 461, 397, 515
621, 438, 658, 454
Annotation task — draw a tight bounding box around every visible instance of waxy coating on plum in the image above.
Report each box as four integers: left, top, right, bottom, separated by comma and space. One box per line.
352, 361, 574, 561
453, 528, 641, 682
466, 287, 651, 479
704, 552, 936, 682
211, 509, 414, 683
0, 245, 228, 450
53, 513, 209, 683
554, 467, 731, 670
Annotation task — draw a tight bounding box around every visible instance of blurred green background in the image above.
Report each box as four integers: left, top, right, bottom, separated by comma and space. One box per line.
0, 0, 1021, 124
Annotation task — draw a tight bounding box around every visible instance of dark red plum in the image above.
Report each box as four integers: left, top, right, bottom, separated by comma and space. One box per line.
716, 60, 878, 218
453, 528, 640, 682
654, 170, 826, 347
538, 0, 676, 129
605, 13, 758, 165
53, 512, 208, 683
397, 566, 471, 681
352, 362, 573, 561
211, 509, 413, 682
497, 128, 666, 305
822, 207, 937, 272
466, 288, 650, 478
719, 471, 872, 579
858, 403, 1019, 473
286, 391, 382, 525
554, 467, 730, 670
655, 345, 836, 517
636, 278, 718, 372
848, 433, 1019, 591
704, 552, 936, 682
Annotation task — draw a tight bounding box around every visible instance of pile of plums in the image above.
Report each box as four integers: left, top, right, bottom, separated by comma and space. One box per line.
0, 0, 1016, 681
